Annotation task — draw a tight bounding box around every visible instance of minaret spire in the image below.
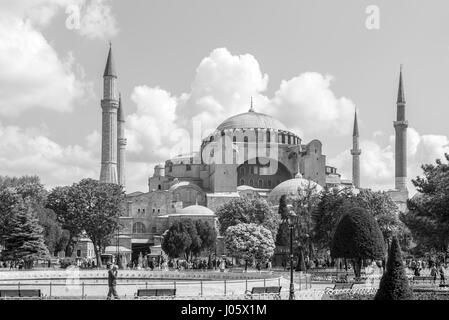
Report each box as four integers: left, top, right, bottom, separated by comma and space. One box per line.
350, 108, 361, 188
397, 64, 405, 104
394, 64, 408, 192
104, 42, 117, 78
100, 45, 119, 184
249, 96, 254, 112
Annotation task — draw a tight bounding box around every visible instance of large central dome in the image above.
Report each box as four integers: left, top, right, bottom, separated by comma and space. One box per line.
217, 110, 288, 132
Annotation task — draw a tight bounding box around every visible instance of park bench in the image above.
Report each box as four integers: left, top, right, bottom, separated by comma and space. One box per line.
135, 288, 176, 299
0, 289, 42, 299
412, 276, 435, 284
245, 286, 282, 299
324, 282, 354, 294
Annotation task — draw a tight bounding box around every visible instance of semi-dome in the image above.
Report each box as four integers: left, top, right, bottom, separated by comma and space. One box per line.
217, 110, 289, 132
268, 174, 324, 204
174, 205, 215, 216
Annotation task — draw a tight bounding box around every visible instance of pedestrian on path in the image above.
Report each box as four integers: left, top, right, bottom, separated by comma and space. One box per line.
107, 264, 119, 300
439, 264, 446, 285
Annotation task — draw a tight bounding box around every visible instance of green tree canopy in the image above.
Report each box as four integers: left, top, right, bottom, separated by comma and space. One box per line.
275, 195, 289, 246
216, 198, 280, 239
195, 220, 217, 254
314, 188, 409, 254
68, 179, 124, 267
46, 186, 82, 256
403, 154, 449, 255
0, 176, 67, 258
375, 236, 413, 300
162, 220, 195, 260
331, 207, 386, 277
1, 193, 50, 268
224, 223, 275, 270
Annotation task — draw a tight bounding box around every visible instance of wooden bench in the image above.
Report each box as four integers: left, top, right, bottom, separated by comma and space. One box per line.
412, 276, 435, 284
135, 288, 176, 299
324, 282, 354, 294
245, 286, 282, 299
0, 289, 42, 299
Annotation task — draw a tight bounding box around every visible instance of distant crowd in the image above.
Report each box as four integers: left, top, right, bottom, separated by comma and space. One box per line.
125, 257, 233, 272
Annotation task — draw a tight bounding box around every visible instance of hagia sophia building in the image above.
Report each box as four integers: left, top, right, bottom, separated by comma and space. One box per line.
90, 46, 409, 264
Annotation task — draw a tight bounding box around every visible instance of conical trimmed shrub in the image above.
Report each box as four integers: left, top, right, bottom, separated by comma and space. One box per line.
375, 236, 413, 300
331, 207, 385, 277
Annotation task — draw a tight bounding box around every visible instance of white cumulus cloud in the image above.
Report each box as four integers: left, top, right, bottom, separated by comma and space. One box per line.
329, 127, 449, 193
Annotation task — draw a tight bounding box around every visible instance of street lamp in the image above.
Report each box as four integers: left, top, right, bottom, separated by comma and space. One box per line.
284, 207, 297, 300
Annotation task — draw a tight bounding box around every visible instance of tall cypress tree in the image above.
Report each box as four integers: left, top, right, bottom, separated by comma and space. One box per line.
375, 236, 413, 300
2, 200, 50, 269
276, 195, 290, 246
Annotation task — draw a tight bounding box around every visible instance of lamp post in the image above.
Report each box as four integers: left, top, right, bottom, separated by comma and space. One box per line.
285, 208, 297, 300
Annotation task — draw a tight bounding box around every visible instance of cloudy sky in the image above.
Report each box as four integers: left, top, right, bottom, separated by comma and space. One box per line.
1, 0, 448, 194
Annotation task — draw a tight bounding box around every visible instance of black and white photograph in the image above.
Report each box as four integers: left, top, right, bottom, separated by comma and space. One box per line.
0, 0, 448, 313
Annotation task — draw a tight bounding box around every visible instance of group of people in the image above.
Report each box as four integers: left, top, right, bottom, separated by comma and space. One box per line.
409, 259, 446, 284
125, 256, 232, 272
0, 260, 26, 270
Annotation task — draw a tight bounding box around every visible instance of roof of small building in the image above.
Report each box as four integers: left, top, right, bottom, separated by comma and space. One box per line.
268, 174, 323, 204
174, 205, 215, 217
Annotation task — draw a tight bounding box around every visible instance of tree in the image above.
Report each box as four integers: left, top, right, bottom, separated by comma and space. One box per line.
216, 198, 280, 239
46, 186, 83, 257
69, 179, 124, 267
0, 188, 22, 245
195, 220, 217, 254
331, 207, 386, 278
375, 236, 413, 300
35, 208, 67, 256
290, 185, 322, 271
224, 223, 275, 271
162, 220, 194, 260
0, 176, 68, 258
403, 154, 449, 258
353, 189, 410, 250
275, 195, 289, 246
313, 188, 354, 251
1, 197, 50, 268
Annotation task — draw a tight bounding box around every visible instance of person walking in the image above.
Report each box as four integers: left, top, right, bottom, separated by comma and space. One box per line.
430, 264, 438, 285
439, 264, 446, 285
107, 264, 119, 300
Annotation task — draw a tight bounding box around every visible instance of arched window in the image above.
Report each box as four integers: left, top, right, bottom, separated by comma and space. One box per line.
258, 179, 263, 188
240, 179, 245, 186
158, 184, 161, 190
249, 179, 254, 186
133, 222, 146, 234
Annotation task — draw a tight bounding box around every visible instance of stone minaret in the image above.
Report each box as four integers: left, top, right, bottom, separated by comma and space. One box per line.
100, 44, 119, 184
117, 93, 127, 188
394, 65, 408, 192
350, 109, 361, 188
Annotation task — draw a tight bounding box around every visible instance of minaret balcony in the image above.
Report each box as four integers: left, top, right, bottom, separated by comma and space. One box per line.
394, 120, 408, 128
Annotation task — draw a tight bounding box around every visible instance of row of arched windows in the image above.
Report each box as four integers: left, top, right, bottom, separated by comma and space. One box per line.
239, 178, 277, 188
208, 131, 300, 145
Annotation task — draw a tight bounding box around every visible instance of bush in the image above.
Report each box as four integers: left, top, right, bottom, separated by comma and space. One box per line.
331, 207, 385, 277
59, 257, 75, 269
375, 236, 413, 300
